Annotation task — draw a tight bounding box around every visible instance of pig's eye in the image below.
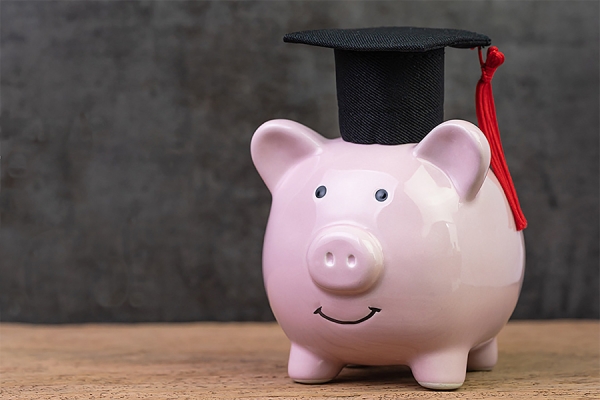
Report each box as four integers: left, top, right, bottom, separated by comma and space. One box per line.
375, 189, 388, 202
315, 185, 327, 198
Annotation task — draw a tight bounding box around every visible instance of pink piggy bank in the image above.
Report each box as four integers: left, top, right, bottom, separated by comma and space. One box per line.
251, 119, 525, 390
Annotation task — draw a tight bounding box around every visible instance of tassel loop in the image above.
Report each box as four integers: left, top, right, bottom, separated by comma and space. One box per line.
476, 46, 527, 231
478, 46, 505, 82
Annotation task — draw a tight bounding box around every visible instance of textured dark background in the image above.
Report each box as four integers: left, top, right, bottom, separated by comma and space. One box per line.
1, 1, 598, 322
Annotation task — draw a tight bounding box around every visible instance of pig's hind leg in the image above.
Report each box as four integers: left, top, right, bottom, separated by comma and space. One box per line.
467, 337, 498, 371
288, 342, 344, 384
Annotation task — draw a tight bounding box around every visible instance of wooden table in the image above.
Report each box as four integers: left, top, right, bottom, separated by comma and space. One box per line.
1, 321, 598, 399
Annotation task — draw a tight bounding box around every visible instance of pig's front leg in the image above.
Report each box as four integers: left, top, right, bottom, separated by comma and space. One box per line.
288, 342, 344, 383
410, 349, 468, 390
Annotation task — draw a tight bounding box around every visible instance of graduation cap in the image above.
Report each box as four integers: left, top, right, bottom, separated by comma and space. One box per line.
283, 26, 527, 230
283, 27, 490, 145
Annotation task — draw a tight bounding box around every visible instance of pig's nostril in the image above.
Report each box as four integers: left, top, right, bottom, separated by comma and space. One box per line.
325, 252, 335, 266
347, 254, 356, 267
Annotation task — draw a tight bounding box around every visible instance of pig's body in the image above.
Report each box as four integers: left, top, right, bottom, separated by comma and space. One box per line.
252, 119, 525, 390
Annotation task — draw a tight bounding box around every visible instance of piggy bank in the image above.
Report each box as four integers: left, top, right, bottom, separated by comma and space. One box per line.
251, 118, 525, 390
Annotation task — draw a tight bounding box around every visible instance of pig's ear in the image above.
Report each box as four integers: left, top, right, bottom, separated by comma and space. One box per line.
413, 120, 491, 201
251, 119, 325, 192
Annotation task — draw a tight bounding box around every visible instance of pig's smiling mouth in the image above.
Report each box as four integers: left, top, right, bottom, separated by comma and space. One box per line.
314, 306, 381, 324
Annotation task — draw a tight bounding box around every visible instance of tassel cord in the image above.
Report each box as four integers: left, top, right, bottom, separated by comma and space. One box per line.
476, 46, 527, 231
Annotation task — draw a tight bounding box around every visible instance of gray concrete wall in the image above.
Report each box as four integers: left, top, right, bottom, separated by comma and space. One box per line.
1, 1, 598, 322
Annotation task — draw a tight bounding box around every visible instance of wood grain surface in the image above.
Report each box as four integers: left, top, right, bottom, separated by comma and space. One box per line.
1, 321, 598, 399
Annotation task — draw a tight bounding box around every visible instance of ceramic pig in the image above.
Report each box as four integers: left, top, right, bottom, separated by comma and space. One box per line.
251, 118, 525, 390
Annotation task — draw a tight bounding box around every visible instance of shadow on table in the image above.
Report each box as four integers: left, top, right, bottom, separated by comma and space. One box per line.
331, 365, 421, 388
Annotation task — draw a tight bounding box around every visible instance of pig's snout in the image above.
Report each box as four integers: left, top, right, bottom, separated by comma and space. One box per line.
307, 226, 384, 294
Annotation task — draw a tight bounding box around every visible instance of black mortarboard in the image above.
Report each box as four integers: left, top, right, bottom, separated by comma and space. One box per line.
283, 27, 491, 145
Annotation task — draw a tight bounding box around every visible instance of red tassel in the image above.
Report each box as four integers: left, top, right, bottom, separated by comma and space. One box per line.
476, 46, 527, 231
